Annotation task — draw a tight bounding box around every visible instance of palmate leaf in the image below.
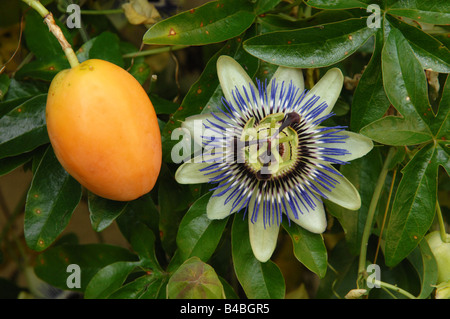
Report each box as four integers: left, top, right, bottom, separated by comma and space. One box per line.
386, 15, 450, 73
384, 142, 449, 267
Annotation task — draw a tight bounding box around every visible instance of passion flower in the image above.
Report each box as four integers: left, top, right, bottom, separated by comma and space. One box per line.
175, 56, 373, 262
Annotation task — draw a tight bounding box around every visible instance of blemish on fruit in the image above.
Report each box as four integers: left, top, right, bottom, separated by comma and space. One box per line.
168, 28, 176, 36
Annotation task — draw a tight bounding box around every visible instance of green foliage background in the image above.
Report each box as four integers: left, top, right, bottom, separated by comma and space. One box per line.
0, 0, 449, 299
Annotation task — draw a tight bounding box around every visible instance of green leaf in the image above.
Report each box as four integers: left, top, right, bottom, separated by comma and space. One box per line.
282, 221, 327, 278
351, 29, 390, 132
143, 0, 255, 45
150, 94, 180, 115
430, 75, 449, 139
116, 194, 160, 244
88, 192, 128, 232
307, 0, 373, 9
24, 10, 72, 60
88, 32, 124, 68
231, 214, 285, 299
158, 165, 198, 255
243, 18, 376, 68
326, 148, 384, 255
381, 27, 432, 132
2, 79, 48, 102
386, 0, 450, 25
15, 56, 70, 82
255, 0, 281, 14
24, 146, 82, 251
0, 73, 10, 101
386, 15, 450, 73
0, 152, 32, 176
385, 143, 444, 266
0, 94, 49, 159
316, 240, 358, 299
129, 62, 151, 85
130, 223, 160, 270
34, 243, 138, 292
360, 116, 433, 145
167, 257, 225, 299
84, 261, 140, 299
107, 273, 167, 299
407, 239, 438, 299
177, 192, 228, 262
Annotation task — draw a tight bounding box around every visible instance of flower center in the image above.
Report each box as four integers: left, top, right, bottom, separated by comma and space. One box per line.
240, 112, 301, 180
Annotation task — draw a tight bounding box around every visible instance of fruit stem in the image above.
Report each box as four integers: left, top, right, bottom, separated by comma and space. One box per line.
21, 0, 80, 68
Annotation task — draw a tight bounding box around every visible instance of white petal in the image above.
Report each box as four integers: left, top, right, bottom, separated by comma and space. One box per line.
302, 67, 343, 117
182, 112, 231, 146
319, 130, 373, 162
283, 193, 327, 234
206, 182, 241, 220
269, 66, 304, 97
175, 162, 212, 184
217, 55, 257, 116
268, 66, 304, 113
314, 165, 361, 211
248, 196, 280, 262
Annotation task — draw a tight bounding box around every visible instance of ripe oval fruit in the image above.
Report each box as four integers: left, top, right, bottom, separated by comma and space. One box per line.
46, 59, 162, 201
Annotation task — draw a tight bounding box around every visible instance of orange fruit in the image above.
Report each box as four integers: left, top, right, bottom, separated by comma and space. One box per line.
46, 59, 162, 201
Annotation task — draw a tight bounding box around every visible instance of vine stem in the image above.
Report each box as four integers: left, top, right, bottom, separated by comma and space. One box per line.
122, 45, 189, 59
357, 147, 396, 287
22, 0, 80, 68
371, 280, 417, 299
